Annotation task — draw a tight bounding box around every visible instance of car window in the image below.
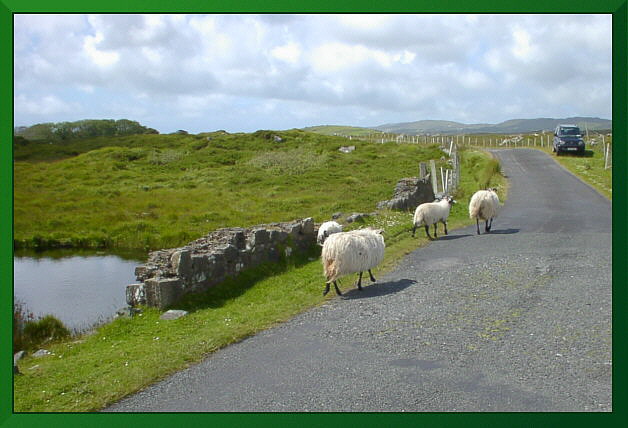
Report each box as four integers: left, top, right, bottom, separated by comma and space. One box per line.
559, 127, 580, 136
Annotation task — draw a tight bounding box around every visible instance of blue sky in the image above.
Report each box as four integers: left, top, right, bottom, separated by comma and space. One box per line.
13, 14, 612, 134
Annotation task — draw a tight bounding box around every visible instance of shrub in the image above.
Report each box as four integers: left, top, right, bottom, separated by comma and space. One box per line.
18, 313, 70, 351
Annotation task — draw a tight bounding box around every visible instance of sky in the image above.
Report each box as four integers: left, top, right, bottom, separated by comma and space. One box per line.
13, 14, 612, 134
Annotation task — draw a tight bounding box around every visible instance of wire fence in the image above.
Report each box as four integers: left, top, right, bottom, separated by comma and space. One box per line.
418, 141, 460, 197
341, 131, 612, 170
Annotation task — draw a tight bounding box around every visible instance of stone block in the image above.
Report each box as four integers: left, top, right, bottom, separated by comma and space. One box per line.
301, 217, 314, 235
126, 283, 146, 306
160, 309, 188, 320
247, 228, 269, 248
145, 278, 184, 309
171, 250, 192, 279
232, 230, 247, 249
269, 229, 288, 242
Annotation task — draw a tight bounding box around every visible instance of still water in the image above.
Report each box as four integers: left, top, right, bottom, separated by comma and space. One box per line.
14, 249, 146, 332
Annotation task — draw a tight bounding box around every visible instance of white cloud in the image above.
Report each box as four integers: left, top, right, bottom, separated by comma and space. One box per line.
13, 14, 612, 132
271, 42, 301, 64
83, 32, 120, 67
511, 27, 534, 61
15, 94, 75, 115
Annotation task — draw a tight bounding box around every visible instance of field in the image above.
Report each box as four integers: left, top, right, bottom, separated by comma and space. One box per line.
14, 129, 452, 251
13, 129, 508, 412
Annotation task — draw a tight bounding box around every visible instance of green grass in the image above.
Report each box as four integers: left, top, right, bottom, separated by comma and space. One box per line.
13, 140, 505, 412
14, 130, 450, 251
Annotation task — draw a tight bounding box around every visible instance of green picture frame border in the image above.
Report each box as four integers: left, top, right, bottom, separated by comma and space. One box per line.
2, 1, 625, 426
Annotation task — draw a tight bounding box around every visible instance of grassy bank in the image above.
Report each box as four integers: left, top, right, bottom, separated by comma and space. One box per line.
13, 141, 506, 412
14, 130, 451, 251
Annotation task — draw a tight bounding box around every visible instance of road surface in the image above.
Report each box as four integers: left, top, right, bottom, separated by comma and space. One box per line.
105, 148, 612, 412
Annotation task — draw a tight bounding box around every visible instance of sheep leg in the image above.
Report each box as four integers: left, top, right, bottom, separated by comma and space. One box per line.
424, 225, 433, 240
333, 281, 342, 296
412, 225, 417, 237
442, 220, 448, 235
433, 223, 438, 238
487, 218, 493, 232
368, 269, 376, 282
356, 272, 363, 290
476, 219, 481, 235
323, 283, 330, 296
485, 220, 490, 232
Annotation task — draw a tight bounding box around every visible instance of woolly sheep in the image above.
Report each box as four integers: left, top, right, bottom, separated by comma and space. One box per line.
321, 228, 385, 296
316, 221, 343, 246
411, 196, 456, 240
468, 188, 500, 234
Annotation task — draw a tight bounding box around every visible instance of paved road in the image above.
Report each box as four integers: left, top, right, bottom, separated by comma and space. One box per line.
105, 149, 612, 412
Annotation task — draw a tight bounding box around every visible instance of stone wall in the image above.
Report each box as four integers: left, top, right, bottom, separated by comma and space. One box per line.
376, 177, 435, 211
126, 217, 316, 309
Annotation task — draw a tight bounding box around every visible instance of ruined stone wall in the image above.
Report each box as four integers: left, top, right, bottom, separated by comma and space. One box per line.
376, 177, 435, 211
126, 217, 315, 309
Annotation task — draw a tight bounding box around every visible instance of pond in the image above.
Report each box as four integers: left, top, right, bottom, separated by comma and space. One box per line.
13, 249, 146, 332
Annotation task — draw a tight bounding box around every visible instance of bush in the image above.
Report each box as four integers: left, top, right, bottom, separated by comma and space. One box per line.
21, 315, 71, 351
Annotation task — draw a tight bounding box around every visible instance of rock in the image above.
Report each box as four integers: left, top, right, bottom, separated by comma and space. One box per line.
339, 146, 356, 153
160, 310, 188, 320
115, 307, 142, 318
33, 349, 51, 358
346, 213, 370, 223
331, 212, 343, 220
14, 351, 25, 375
377, 177, 435, 211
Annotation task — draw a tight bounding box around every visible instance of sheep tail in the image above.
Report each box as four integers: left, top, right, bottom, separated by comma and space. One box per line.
323, 257, 338, 282
469, 203, 481, 219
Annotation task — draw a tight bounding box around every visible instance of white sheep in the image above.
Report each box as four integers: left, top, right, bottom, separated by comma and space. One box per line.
316, 220, 343, 246
321, 228, 385, 296
469, 188, 500, 234
411, 196, 456, 240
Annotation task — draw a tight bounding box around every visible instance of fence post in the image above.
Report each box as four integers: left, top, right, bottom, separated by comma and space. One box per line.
419, 162, 427, 179
430, 160, 438, 194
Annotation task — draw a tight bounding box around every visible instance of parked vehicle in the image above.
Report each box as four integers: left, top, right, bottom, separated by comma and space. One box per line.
553, 124, 585, 155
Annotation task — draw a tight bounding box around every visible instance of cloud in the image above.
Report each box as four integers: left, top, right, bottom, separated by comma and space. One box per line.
13, 14, 612, 133
83, 32, 120, 67
14, 94, 76, 116
270, 42, 301, 64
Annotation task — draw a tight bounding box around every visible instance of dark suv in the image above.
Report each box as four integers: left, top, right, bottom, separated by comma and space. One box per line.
553, 124, 585, 155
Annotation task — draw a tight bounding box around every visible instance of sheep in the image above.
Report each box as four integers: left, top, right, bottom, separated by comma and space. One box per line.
316, 220, 343, 246
468, 188, 500, 234
411, 196, 456, 240
321, 228, 385, 296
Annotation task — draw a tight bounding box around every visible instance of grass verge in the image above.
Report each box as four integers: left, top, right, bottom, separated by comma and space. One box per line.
535, 147, 612, 200
13, 146, 506, 412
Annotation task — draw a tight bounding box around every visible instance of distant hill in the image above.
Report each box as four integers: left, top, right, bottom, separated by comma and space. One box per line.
373, 117, 612, 135
301, 125, 378, 136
